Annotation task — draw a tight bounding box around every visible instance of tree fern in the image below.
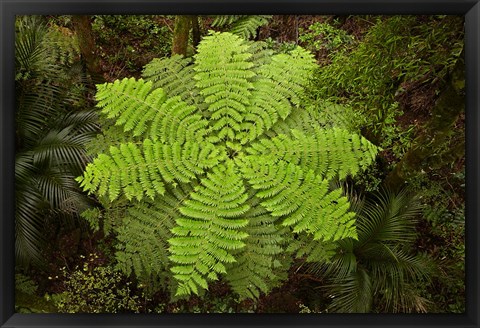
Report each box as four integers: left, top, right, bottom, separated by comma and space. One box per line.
78, 31, 379, 299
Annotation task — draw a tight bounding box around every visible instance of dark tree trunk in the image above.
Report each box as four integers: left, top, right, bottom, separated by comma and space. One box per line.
71, 15, 105, 84
190, 16, 201, 50
385, 55, 465, 189
172, 16, 191, 56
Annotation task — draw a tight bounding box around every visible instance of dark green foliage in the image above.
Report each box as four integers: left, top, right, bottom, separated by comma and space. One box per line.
142, 55, 198, 105
15, 16, 98, 267
15, 273, 38, 295
15, 273, 58, 313
308, 16, 464, 152
91, 15, 173, 77
407, 170, 465, 313
385, 54, 465, 187
307, 187, 434, 313
299, 15, 464, 313
423, 206, 464, 313
114, 183, 194, 292
298, 21, 355, 56
224, 192, 289, 299
77, 31, 378, 299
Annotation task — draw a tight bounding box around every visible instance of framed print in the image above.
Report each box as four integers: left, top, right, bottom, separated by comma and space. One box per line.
1, 0, 479, 327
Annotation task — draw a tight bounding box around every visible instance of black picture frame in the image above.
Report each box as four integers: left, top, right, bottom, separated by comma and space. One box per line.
1, 1, 479, 327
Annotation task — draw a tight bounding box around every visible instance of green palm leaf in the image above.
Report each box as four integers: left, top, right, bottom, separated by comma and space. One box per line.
15, 15, 96, 268
308, 187, 434, 313
327, 268, 373, 313
15, 184, 49, 267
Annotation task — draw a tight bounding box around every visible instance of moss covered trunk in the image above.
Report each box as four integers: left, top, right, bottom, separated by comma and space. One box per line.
172, 16, 191, 56
72, 15, 105, 84
385, 55, 465, 188
191, 16, 201, 50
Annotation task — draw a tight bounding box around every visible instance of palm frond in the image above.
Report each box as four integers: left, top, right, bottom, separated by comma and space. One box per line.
307, 186, 434, 313
32, 127, 93, 173
15, 15, 97, 268
356, 187, 422, 246
327, 268, 373, 313
15, 183, 48, 267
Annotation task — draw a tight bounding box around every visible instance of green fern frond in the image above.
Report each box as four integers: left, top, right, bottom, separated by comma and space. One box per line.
225, 194, 287, 299
96, 78, 165, 137
237, 47, 316, 144
115, 183, 194, 281
96, 77, 209, 144
306, 100, 365, 132
264, 106, 380, 179
212, 15, 272, 40
77, 140, 225, 201
169, 161, 249, 296
149, 96, 209, 144
237, 156, 357, 242
287, 233, 337, 263
261, 47, 316, 108
228, 16, 271, 40
298, 127, 378, 179
194, 32, 255, 142
142, 55, 204, 108
247, 40, 275, 67
211, 15, 243, 27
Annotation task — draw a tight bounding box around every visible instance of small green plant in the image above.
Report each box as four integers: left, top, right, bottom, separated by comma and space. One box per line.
51, 254, 142, 313
263, 37, 298, 54
169, 289, 243, 313
15, 273, 38, 295
352, 163, 384, 192
15, 273, 58, 313
418, 187, 465, 313
391, 125, 415, 159
299, 21, 354, 55
298, 303, 322, 313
